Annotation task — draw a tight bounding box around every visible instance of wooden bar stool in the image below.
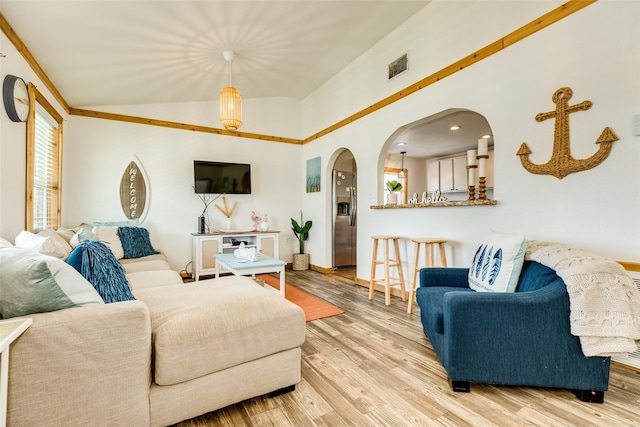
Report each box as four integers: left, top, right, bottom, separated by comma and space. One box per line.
408, 238, 448, 314
369, 235, 407, 306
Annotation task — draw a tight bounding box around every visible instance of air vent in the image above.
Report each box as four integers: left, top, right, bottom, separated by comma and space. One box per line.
612, 269, 640, 370
388, 53, 408, 80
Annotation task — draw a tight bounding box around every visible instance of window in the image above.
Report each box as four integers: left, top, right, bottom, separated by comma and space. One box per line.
26, 84, 63, 231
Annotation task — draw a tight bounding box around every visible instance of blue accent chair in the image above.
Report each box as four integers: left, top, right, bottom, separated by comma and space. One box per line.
415, 260, 611, 402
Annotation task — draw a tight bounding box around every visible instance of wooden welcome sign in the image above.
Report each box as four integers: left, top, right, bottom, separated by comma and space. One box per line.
119, 156, 149, 222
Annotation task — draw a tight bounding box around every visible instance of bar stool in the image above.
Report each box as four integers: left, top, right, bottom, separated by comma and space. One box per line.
408, 238, 448, 314
369, 235, 407, 306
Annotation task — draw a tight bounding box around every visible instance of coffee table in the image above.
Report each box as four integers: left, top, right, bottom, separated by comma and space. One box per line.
214, 253, 286, 297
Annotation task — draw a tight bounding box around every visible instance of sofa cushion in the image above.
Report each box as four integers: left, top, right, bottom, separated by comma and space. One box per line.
126, 270, 183, 291
120, 254, 171, 274
468, 231, 526, 293
0, 246, 104, 318
117, 226, 160, 259
67, 241, 135, 303
515, 260, 561, 293
133, 276, 306, 386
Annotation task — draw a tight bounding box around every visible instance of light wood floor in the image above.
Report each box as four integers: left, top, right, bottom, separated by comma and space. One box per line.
175, 269, 640, 427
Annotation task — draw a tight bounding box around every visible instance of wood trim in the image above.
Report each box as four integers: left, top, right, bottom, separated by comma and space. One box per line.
2, 1, 596, 143
0, 13, 70, 114
69, 108, 303, 145
302, 0, 596, 144
619, 262, 640, 272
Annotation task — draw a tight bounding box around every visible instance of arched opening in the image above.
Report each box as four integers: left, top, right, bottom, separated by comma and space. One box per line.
331, 149, 357, 277
380, 108, 494, 204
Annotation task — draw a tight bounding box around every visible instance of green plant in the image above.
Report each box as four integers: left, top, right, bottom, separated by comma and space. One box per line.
291, 210, 312, 254
385, 180, 403, 192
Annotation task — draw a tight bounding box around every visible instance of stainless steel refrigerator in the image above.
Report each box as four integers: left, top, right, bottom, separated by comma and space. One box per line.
333, 170, 357, 267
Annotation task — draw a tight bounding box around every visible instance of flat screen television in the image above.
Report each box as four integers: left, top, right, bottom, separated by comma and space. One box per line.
193, 161, 251, 194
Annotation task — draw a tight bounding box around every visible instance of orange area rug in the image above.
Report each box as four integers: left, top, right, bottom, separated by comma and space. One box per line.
258, 274, 344, 322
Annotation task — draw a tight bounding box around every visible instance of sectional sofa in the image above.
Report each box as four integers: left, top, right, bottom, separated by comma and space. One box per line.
1, 227, 306, 426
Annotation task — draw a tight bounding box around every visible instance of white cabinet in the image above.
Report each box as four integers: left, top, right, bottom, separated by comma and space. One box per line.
426, 159, 440, 192
428, 156, 467, 193
192, 231, 280, 280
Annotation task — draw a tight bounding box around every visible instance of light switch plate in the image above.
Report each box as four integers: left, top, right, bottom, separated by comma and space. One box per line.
633, 114, 640, 136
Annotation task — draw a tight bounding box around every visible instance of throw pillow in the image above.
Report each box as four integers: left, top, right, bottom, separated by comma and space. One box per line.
38, 229, 73, 260
92, 226, 125, 259
93, 219, 139, 227
117, 226, 160, 259
67, 241, 135, 303
70, 228, 100, 248
0, 246, 104, 318
468, 231, 526, 293
15, 230, 69, 259
0, 237, 13, 247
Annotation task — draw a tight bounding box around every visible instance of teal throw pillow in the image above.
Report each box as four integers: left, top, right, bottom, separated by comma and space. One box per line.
117, 226, 160, 259
67, 241, 135, 303
0, 247, 104, 318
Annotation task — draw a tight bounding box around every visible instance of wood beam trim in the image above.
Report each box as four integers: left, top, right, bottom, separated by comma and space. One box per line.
68, 108, 303, 145
302, 0, 596, 144
0, 13, 70, 114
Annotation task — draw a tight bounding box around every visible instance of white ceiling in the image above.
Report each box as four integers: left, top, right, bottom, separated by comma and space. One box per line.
1, 0, 493, 158
1, 0, 429, 107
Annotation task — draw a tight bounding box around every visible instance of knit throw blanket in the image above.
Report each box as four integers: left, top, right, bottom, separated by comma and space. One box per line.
526, 240, 640, 357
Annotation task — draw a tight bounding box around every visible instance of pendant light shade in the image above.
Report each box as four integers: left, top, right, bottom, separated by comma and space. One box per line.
220, 51, 242, 131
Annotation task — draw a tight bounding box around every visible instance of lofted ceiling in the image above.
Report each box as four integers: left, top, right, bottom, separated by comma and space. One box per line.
1, 0, 495, 158
0, 0, 429, 107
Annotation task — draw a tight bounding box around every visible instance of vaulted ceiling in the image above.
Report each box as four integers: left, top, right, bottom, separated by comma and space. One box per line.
1, 0, 429, 107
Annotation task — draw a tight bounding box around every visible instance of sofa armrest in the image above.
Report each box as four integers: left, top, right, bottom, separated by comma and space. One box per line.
8, 301, 152, 426
419, 267, 469, 288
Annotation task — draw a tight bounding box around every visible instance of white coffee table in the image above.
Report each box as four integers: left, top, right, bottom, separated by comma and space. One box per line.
214, 253, 286, 297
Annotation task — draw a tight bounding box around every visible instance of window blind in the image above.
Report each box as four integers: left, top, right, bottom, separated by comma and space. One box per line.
32, 108, 59, 230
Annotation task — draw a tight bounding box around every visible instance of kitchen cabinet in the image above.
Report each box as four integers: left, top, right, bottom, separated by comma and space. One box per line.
428, 156, 467, 193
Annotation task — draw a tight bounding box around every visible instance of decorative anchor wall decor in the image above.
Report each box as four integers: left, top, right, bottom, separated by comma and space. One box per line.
516, 87, 618, 179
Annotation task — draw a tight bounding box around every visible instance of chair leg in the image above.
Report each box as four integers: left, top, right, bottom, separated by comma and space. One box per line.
369, 238, 379, 301
408, 242, 421, 314
573, 389, 604, 403
451, 381, 470, 392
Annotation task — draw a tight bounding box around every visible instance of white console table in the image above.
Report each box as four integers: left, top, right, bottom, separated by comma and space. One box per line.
0, 318, 32, 427
192, 231, 280, 280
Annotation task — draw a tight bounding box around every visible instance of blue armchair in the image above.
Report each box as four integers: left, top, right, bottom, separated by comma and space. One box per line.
415, 260, 611, 402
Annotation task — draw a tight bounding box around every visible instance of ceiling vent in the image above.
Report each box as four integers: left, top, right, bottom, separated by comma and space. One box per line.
388, 53, 408, 80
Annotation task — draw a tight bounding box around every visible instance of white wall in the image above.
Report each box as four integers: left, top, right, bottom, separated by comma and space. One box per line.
0, 31, 69, 239
2, 1, 639, 283
301, 1, 640, 282
64, 99, 303, 271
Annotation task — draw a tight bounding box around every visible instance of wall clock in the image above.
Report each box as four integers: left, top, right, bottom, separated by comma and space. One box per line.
3, 74, 30, 122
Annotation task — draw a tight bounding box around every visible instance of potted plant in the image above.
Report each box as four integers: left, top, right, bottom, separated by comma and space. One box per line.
385, 180, 403, 204
291, 211, 312, 270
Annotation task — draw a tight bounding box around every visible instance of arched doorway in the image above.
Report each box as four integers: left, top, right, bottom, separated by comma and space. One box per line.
331, 150, 357, 275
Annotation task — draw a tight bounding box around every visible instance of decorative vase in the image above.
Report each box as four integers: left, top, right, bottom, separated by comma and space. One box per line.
386, 193, 398, 205
292, 253, 310, 271
259, 221, 269, 232
224, 218, 232, 231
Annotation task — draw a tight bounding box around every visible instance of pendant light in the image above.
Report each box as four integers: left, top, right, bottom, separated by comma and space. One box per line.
398, 151, 406, 178
220, 50, 242, 131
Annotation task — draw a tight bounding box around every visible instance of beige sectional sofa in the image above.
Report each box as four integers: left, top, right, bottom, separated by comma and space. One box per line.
4, 244, 306, 426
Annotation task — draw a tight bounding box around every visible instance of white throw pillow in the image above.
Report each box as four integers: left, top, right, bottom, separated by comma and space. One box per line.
468, 231, 526, 293
92, 226, 124, 259
14, 230, 66, 258
38, 229, 73, 260
0, 237, 13, 247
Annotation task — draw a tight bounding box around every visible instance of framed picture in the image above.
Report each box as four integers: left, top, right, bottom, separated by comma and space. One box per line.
306, 157, 321, 193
